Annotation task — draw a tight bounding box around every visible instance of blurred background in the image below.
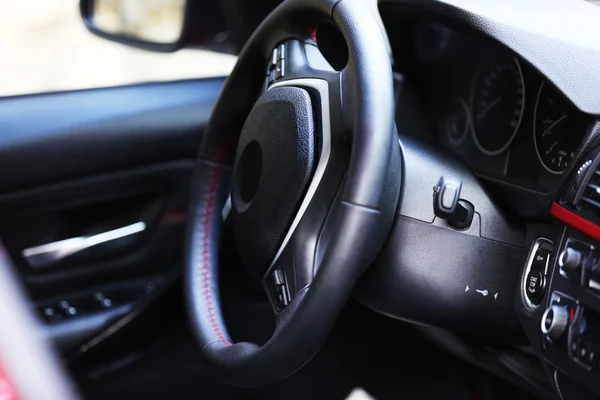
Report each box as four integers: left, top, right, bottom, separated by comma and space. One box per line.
0, 0, 236, 97
1, 0, 598, 98
92, 0, 186, 43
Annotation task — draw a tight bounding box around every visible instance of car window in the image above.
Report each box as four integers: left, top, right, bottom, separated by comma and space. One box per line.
0, 0, 237, 97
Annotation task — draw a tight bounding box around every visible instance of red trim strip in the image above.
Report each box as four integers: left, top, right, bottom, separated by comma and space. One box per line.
0, 364, 19, 400
551, 203, 600, 241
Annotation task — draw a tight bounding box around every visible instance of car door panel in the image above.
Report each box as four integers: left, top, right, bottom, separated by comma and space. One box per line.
0, 78, 224, 358
0, 78, 224, 192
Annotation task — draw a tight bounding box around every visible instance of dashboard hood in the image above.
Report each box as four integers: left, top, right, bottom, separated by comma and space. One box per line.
381, 0, 600, 116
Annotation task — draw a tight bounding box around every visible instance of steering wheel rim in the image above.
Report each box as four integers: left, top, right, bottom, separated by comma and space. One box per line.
185, 0, 400, 387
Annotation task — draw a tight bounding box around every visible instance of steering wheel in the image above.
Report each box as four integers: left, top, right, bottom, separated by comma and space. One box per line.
185, 0, 401, 388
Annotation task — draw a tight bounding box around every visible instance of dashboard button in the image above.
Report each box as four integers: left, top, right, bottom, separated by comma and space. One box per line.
93, 292, 112, 308
526, 268, 545, 302
271, 47, 279, 67
274, 284, 289, 308
275, 59, 285, 80
58, 300, 77, 317
571, 340, 578, 354
579, 341, 589, 359
268, 266, 290, 311
41, 306, 57, 321
533, 248, 551, 270
573, 339, 597, 369
268, 70, 276, 85
273, 268, 284, 285
278, 43, 286, 60
588, 348, 596, 366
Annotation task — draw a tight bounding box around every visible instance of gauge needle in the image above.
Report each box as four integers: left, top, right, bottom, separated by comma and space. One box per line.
541, 114, 567, 137
476, 97, 502, 120
546, 141, 558, 154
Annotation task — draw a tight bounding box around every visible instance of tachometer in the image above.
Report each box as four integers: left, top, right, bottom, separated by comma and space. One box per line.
470, 57, 525, 156
534, 81, 587, 175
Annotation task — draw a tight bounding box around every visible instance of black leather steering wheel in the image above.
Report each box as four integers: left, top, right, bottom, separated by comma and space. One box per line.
185, 0, 401, 387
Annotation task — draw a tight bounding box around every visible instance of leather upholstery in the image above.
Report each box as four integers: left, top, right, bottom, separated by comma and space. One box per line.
0, 79, 224, 193
186, 161, 233, 349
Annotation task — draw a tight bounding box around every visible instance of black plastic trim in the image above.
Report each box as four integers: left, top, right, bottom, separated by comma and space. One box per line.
0, 78, 224, 193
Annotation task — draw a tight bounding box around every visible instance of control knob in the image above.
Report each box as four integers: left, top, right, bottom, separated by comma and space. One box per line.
559, 247, 583, 276
541, 305, 569, 339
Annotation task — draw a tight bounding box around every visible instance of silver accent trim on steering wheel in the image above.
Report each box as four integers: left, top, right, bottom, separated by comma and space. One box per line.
266, 78, 332, 271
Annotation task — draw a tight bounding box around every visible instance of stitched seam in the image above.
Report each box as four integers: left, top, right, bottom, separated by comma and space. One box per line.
200, 163, 231, 347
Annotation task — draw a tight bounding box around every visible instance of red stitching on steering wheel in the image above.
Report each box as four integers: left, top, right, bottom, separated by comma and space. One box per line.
200, 163, 231, 347
199, 141, 237, 347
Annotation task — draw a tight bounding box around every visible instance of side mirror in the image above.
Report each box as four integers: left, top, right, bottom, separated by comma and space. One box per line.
79, 0, 190, 52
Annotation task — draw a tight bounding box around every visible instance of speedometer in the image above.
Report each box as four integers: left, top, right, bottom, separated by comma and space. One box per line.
534, 81, 587, 175
470, 57, 525, 156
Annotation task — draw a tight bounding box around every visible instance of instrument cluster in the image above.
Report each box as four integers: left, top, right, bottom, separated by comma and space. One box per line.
401, 22, 591, 192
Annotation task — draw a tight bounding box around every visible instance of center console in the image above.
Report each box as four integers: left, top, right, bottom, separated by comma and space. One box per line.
520, 149, 600, 397
539, 227, 600, 392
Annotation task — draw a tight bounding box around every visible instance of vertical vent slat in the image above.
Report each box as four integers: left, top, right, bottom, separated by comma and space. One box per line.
580, 165, 600, 217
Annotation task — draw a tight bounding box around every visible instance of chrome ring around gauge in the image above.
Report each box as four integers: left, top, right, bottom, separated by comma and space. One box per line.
469, 56, 525, 157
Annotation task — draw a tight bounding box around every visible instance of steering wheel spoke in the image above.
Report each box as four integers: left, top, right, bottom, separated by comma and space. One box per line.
261, 219, 321, 315
265, 38, 338, 92
263, 245, 301, 313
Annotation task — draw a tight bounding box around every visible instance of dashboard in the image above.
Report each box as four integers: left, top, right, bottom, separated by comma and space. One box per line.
4, 0, 600, 398
390, 22, 592, 193
370, 4, 600, 398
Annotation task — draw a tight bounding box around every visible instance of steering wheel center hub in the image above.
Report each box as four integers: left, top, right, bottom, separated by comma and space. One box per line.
231, 86, 317, 278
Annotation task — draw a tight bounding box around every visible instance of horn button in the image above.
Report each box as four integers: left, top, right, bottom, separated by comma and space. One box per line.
231, 86, 317, 278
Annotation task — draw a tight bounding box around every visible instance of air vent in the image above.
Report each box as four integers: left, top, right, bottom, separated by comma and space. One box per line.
580, 167, 600, 219
569, 147, 600, 221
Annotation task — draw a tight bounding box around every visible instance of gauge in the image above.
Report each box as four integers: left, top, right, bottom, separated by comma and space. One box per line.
534, 81, 587, 174
470, 57, 525, 156
437, 98, 470, 146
